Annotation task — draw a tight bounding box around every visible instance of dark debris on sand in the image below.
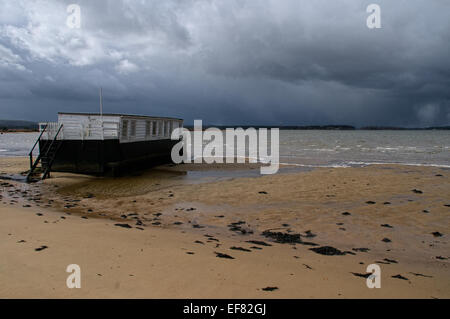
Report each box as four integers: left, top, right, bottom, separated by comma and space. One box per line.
246, 240, 272, 247
262, 231, 302, 244
303, 230, 316, 238
351, 272, 372, 278
230, 246, 251, 252
381, 238, 392, 243
204, 235, 220, 243
228, 221, 253, 235
135, 220, 144, 226
342, 212, 351, 216
215, 252, 234, 259
114, 223, 132, 229
261, 287, 278, 291
35, 245, 48, 251
432, 232, 443, 237
381, 224, 394, 228
309, 246, 346, 256
366, 201, 376, 205
392, 274, 409, 281
412, 189, 423, 194
377, 258, 397, 264
383, 258, 398, 264
261, 231, 318, 246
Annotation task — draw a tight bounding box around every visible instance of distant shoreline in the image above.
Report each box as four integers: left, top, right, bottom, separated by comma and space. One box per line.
0, 129, 38, 133
0, 119, 39, 132
1, 118, 449, 132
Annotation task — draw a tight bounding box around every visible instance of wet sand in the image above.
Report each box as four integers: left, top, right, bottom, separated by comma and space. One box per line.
0, 157, 449, 298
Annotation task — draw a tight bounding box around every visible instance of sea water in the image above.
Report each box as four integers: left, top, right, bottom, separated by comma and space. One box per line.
0, 130, 449, 168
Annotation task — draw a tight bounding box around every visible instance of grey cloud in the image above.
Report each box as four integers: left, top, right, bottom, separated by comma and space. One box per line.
0, 0, 449, 126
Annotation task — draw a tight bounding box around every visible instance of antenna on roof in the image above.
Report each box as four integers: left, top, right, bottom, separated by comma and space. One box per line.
99, 87, 103, 117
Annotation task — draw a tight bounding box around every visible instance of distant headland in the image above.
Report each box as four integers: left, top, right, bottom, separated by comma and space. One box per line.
0, 120, 39, 132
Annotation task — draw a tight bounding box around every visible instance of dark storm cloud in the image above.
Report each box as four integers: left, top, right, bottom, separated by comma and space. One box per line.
0, 0, 449, 126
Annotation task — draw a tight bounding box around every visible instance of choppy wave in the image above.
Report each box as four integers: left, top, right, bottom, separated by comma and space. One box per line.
276, 161, 450, 169
345, 161, 450, 169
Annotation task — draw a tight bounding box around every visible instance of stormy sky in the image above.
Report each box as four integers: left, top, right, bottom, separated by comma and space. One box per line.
0, 0, 449, 127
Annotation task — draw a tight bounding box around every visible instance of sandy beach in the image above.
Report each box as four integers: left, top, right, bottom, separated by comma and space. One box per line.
0, 156, 449, 298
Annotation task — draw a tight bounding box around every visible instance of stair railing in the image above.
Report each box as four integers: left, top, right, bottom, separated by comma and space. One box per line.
41, 124, 64, 180
27, 123, 63, 182
43, 124, 63, 159
29, 123, 48, 170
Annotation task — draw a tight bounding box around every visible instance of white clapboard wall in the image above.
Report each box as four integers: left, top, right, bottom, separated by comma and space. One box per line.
39, 113, 183, 143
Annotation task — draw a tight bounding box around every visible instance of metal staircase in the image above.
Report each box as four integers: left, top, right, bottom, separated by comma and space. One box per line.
27, 124, 63, 182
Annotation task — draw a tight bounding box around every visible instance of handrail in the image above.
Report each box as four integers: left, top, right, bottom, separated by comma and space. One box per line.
29, 124, 48, 170
27, 123, 63, 182
41, 124, 64, 180
44, 124, 64, 158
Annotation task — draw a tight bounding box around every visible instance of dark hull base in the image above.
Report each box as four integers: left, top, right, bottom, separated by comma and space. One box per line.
39, 139, 180, 176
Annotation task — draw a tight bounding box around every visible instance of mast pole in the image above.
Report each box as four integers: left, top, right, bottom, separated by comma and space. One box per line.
99, 87, 103, 118
100, 87, 104, 139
